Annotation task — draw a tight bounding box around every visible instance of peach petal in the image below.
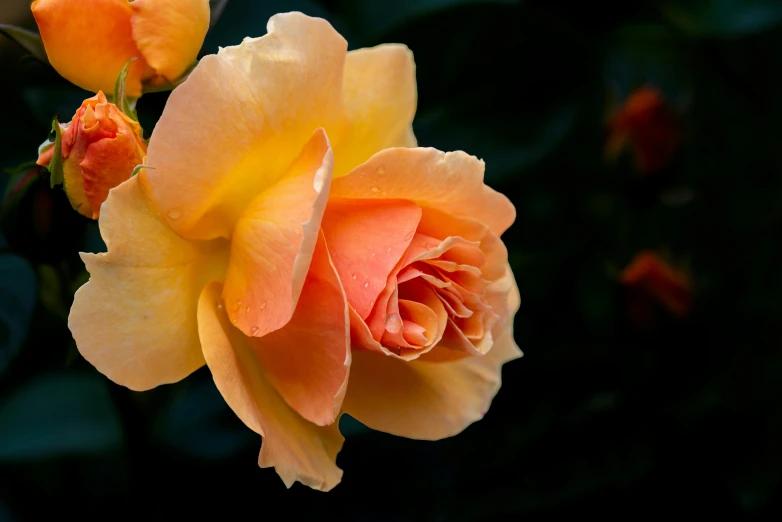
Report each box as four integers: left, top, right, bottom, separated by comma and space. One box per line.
69, 173, 228, 391
146, 12, 349, 240
198, 282, 344, 491
321, 198, 421, 319
130, 0, 210, 83
32, 0, 148, 96
334, 44, 417, 176
249, 234, 351, 426
343, 326, 522, 440
222, 129, 333, 338
331, 148, 516, 236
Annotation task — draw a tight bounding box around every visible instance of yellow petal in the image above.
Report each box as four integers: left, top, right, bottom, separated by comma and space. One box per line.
250, 233, 351, 426
145, 12, 349, 240
31, 0, 147, 96
130, 0, 210, 83
69, 173, 228, 391
198, 282, 344, 491
331, 148, 516, 236
222, 129, 333, 338
344, 325, 521, 440
333, 44, 417, 177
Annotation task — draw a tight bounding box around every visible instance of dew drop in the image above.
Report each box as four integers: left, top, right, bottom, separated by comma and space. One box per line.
167, 208, 182, 220
370, 186, 380, 193
385, 313, 403, 333
250, 326, 259, 335
376, 166, 385, 175
217, 303, 223, 310
260, 301, 267, 310
386, 247, 392, 254
245, 305, 251, 313
351, 273, 358, 280
231, 317, 238, 325
363, 281, 370, 288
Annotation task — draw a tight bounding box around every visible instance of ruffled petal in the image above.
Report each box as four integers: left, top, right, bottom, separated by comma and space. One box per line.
343, 325, 521, 440
334, 44, 417, 176
222, 129, 333, 337
198, 282, 344, 491
250, 233, 351, 426
331, 148, 516, 236
145, 12, 349, 240
321, 198, 421, 320
69, 173, 228, 391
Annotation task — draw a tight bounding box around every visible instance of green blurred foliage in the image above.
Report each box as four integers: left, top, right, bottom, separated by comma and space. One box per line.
1, 0, 782, 519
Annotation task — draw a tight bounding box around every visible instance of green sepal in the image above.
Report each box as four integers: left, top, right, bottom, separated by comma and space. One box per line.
0, 24, 49, 65
113, 57, 140, 122
130, 164, 152, 177
47, 117, 64, 189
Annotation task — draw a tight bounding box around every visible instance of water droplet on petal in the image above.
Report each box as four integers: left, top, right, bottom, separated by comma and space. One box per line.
260, 302, 267, 310
250, 326, 259, 335
371, 186, 380, 193
351, 273, 358, 280
376, 166, 385, 175
231, 317, 238, 325
245, 305, 251, 313
217, 303, 223, 309
167, 208, 182, 220
386, 247, 392, 254
385, 313, 403, 333
363, 281, 370, 288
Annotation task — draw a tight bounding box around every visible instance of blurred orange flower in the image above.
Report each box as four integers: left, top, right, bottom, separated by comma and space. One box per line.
31, 0, 210, 97
621, 250, 692, 319
36, 91, 146, 219
606, 86, 679, 174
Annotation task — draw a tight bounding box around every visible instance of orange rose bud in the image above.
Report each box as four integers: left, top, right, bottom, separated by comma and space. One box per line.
606, 86, 679, 174
621, 250, 692, 319
31, 0, 210, 97
37, 92, 147, 219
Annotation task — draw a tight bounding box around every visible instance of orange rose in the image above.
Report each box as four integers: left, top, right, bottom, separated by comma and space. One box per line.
68, 13, 518, 491
31, 0, 210, 97
606, 86, 679, 174
327, 148, 520, 438
37, 91, 146, 219
621, 250, 692, 320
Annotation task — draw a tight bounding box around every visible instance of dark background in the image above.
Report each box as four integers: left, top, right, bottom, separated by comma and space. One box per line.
2, 0, 782, 519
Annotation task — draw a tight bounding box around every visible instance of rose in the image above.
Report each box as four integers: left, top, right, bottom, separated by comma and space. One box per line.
321, 147, 521, 440
69, 12, 417, 490
36, 91, 146, 219
31, 0, 210, 97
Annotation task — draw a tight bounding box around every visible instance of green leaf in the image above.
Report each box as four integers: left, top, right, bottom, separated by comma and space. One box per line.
661, 0, 782, 37
0, 24, 49, 65
113, 57, 139, 121
0, 254, 36, 374
46, 117, 64, 189
0, 373, 123, 461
